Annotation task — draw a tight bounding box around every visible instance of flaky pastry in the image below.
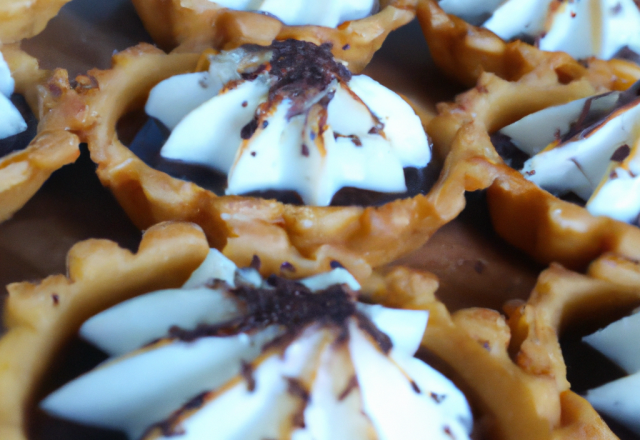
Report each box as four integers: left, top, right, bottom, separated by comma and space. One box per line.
503, 254, 640, 438
416, 0, 640, 89
427, 51, 640, 270
131, 0, 416, 73
0, 0, 70, 45
0, 221, 615, 440
51, 43, 496, 281
0, 45, 79, 223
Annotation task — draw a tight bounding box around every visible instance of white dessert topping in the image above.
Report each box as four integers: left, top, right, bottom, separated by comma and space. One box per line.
145, 44, 431, 206
497, 86, 640, 224
0, 50, 27, 141
41, 250, 472, 440
583, 308, 640, 435
439, 0, 640, 60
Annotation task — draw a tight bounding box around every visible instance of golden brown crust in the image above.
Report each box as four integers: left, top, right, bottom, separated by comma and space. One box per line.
0, 46, 80, 223
0, 222, 210, 440
0, 0, 71, 44
364, 266, 618, 440
427, 48, 640, 270
0, 223, 616, 440
416, 0, 640, 89
132, 0, 417, 73
51, 43, 493, 281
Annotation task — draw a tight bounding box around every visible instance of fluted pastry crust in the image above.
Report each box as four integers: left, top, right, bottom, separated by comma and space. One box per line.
0, 45, 79, 223
416, 0, 640, 89
131, 0, 417, 73
427, 49, 640, 270
0, 221, 617, 440
52, 43, 494, 281
0, 0, 70, 44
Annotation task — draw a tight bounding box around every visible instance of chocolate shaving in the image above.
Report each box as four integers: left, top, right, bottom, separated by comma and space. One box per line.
250, 255, 262, 271
241, 361, 256, 392
410, 380, 421, 394
267, 40, 351, 113
338, 376, 359, 401
610, 144, 631, 162
240, 117, 259, 140
355, 312, 393, 354
286, 377, 310, 403
430, 392, 446, 404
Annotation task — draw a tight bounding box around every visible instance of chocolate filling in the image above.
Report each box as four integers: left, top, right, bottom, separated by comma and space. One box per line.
0, 94, 38, 158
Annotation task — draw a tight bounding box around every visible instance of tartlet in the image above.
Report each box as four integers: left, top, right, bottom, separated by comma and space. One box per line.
131, 0, 417, 73
428, 47, 640, 270
0, 221, 616, 440
0, 45, 79, 223
416, 0, 640, 88
51, 42, 493, 281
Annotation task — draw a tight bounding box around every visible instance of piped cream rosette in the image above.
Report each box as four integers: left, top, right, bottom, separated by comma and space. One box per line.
57, 43, 493, 281
416, 0, 640, 88
41, 249, 473, 440
428, 46, 640, 270
0, 221, 621, 440
132, 0, 417, 73
0, 45, 79, 223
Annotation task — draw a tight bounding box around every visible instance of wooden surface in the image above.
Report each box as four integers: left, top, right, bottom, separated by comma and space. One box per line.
0, 0, 541, 316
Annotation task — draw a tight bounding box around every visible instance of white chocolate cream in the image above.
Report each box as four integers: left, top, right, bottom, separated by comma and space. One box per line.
209, 0, 379, 28
145, 41, 431, 207
495, 83, 640, 224
583, 308, 640, 435
0, 50, 27, 141
439, 0, 640, 60
41, 250, 473, 440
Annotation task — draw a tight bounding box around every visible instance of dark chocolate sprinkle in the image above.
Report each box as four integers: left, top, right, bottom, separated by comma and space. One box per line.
342, 44, 350, 50
338, 376, 359, 401
611, 2, 623, 13
251, 151, 257, 157
184, 391, 208, 410
242, 101, 248, 107
430, 392, 446, 404
280, 261, 296, 272
525, 170, 536, 176
474, 260, 486, 274
51, 294, 60, 306
241, 361, 256, 392
286, 377, 310, 403
410, 380, 421, 394
444, 425, 455, 439
301, 144, 310, 157
250, 255, 262, 271
240, 117, 259, 140
611, 144, 631, 162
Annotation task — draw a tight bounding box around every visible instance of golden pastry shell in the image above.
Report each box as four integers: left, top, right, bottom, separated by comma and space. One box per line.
0, 0, 71, 44
131, 0, 417, 73
416, 0, 640, 89
427, 46, 640, 270
0, 220, 615, 440
0, 45, 80, 223
53, 43, 495, 282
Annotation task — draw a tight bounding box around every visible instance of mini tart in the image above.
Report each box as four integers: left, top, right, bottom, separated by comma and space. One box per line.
428, 53, 640, 270
416, 0, 640, 88
0, 0, 70, 44
131, 0, 417, 73
0, 221, 613, 440
0, 45, 79, 223
59, 43, 491, 281
503, 253, 640, 439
